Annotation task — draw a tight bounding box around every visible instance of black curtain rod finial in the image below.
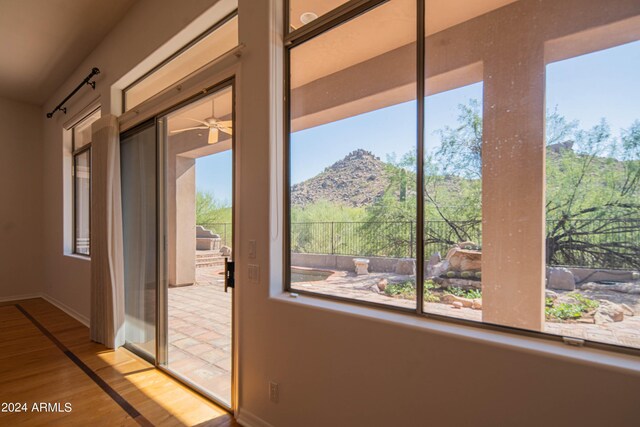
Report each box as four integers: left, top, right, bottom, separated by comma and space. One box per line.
46, 67, 101, 119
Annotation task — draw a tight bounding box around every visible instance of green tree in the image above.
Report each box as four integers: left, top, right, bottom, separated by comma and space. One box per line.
361, 152, 418, 257
290, 201, 366, 255
425, 98, 640, 268
425, 99, 483, 247
196, 191, 231, 225
546, 119, 640, 268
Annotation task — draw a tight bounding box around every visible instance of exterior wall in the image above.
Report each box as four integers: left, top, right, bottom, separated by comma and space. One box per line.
0, 96, 43, 300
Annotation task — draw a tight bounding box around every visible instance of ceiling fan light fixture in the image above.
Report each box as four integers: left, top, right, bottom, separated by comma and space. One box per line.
300, 12, 318, 25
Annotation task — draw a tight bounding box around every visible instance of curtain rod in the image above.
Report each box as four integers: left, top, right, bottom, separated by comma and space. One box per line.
46, 67, 100, 118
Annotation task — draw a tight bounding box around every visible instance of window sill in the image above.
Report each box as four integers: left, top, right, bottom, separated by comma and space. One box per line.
271, 291, 640, 376
64, 253, 91, 262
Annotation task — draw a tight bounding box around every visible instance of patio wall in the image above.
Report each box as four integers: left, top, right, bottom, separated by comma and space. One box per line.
292, 252, 427, 274
293, 253, 639, 285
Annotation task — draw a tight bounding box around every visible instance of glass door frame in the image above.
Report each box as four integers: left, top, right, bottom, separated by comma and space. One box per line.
156, 77, 237, 411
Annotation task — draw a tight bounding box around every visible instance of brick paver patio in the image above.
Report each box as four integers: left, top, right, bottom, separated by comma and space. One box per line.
168, 267, 232, 405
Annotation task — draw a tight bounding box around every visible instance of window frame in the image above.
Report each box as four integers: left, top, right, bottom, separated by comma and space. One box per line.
122, 9, 239, 112
71, 108, 99, 257
282, 0, 640, 358
284, 0, 426, 313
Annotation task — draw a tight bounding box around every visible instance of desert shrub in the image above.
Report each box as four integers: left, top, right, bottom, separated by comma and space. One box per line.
444, 286, 481, 299
385, 280, 441, 302
545, 293, 599, 320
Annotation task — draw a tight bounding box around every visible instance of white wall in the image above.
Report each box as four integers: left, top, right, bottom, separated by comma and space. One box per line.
40, 0, 222, 320
0, 96, 43, 300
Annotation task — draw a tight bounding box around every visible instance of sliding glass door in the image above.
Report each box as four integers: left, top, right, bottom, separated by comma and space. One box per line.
121, 121, 157, 361
121, 82, 235, 409
158, 83, 235, 408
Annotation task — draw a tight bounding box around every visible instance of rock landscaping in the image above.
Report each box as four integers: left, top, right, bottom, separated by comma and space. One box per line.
292, 240, 640, 348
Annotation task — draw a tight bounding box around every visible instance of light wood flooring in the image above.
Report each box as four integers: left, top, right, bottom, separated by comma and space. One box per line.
0, 298, 240, 426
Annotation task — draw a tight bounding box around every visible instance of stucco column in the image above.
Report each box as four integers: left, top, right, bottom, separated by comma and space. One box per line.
168, 153, 196, 287
175, 156, 196, 286
481, 39, 546, 331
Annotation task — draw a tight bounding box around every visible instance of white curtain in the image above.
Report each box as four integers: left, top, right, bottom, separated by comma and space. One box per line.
90, 114, 125, 348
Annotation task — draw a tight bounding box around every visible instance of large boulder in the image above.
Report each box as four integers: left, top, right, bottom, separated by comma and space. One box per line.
447, 248, 481, 272
547, 267, 575, 290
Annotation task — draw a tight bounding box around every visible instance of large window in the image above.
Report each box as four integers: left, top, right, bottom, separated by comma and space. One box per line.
285, 0, 640, 353
71, 108, 100, 256
288, 0, 417, 309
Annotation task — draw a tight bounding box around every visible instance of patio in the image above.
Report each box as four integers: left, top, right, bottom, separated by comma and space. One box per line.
168, 267, 232, 404
167, 262, 640, 404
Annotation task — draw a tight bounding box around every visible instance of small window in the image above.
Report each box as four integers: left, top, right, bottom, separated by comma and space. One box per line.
123, 11, 238, 111
72, 108, 100, 256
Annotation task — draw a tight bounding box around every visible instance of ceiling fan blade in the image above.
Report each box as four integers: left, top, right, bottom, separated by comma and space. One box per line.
217, 120, 233, 128
208, 128, 219, 145
183, 117, 210, 126
219, 126, 233, 136
170, 126, 208, 134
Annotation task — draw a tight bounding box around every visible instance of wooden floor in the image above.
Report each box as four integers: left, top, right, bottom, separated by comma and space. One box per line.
0, 298, 240, 426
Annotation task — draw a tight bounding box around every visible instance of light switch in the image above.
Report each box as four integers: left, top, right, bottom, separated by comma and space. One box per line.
249, 239, 256, 259
248, 264, 259, 283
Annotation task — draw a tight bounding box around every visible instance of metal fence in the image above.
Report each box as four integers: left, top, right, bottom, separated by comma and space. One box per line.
200, 219, 640, 269
290, 220, 481, 259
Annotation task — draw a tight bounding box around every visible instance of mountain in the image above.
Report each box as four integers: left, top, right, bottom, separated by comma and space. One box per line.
291, 149, 390, 208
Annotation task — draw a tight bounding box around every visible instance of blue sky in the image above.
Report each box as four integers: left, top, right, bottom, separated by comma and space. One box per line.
195, 40, 640, 199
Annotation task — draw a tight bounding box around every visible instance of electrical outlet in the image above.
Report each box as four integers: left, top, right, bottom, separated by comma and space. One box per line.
249, 264, 259, 283
249, 239, 256, 259
269, 381, 279, 403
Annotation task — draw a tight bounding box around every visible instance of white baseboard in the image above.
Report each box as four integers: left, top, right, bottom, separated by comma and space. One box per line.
0, 293, 43, 303
237, 408, 275, 427
41, 294, 90, 327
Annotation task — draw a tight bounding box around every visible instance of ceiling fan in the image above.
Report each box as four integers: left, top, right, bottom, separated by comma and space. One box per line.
170, 116, 233, 144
